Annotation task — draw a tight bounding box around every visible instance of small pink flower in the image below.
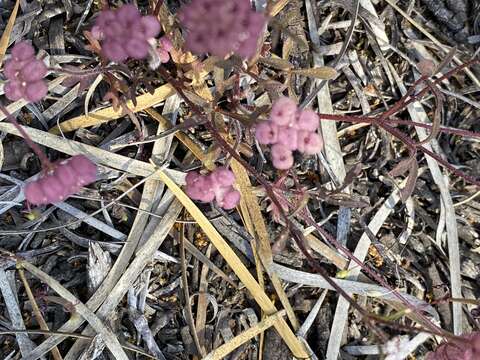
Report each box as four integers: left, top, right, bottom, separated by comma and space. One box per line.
296, 109, 319, 131
156, 36, 174, 63
24, 81, 48, 103
140, 16, 161, 38
185, 171, 215, 202
11, 42, 35, 60
297, 131, 323, 155
271, 144, 294, 170
210, 167, 236, 187
220, 189, 241, 209
276, 126, 298, 151
269, 97, 298, 126
159, 36, 173, 52
255, 121, 278, 144
254, 96, 325, 170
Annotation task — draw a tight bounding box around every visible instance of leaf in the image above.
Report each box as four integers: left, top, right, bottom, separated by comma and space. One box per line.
399, 159, 418, 203
289, 66, 338, 80
389, 156, 414, 177
434, 46, 457, 75
257, 57, 294, 70
0, 0, 20, 65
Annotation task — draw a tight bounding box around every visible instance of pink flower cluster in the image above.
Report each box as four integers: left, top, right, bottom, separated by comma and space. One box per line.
178, 0, 266, 58
255, 97, 323, 170
4, 42, 48, 102
24, 155, 97, 205
185, 167, 240, 210
91, 4, 160, 62
426, 332, 480, 360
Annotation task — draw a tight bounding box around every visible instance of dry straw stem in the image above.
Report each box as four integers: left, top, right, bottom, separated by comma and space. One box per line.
326, 174, 409, 359
271, 263, 438, 319
203, 310, 287, 360
0, 0, 19, 64
231, 159, 300, 331
50, 83, 175, 134
153, 167, 310, 359
18, 261, 129, 360
65, 99, 180, 360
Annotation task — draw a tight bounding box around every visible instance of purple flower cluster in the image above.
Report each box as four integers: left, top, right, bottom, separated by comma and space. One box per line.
185, 167, 240, 210
4, 42, 48, 103
255, 97, 324, 170
178, 0, 266, 58
91, 4, 160, 62
24, 155, 97, 205
426, 332, 480, 360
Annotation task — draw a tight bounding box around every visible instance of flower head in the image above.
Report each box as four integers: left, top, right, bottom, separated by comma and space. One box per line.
185, 167, 240, 209
254, 97, 324, 170
297, 109, 319, 131
4, 41, 48, 102
24, 155, 97, 205
271, 144, 294, 170
255, 121, 278, 144
297, 131, 323, 155
270, 97, 297, 127
92, 4, 160, 62
178, 0, 266, 58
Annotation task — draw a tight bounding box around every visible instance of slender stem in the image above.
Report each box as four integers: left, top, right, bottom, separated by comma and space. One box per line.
0, 104, 54, 170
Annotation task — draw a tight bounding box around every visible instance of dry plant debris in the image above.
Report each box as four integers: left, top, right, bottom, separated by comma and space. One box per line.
0, 0, 480, 359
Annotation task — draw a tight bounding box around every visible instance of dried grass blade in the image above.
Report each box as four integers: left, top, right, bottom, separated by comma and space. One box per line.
384, 0, 480, 88
0, 268, 37, 357
50, 84, 175, 134
203, 310, 287, 360
0, 0, 20, 65
230, 160, 300, 331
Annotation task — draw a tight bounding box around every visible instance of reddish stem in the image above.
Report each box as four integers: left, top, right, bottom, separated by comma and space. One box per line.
0, 104, 54, 171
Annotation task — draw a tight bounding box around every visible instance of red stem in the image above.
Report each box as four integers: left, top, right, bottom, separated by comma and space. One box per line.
0, 104, 54, 171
